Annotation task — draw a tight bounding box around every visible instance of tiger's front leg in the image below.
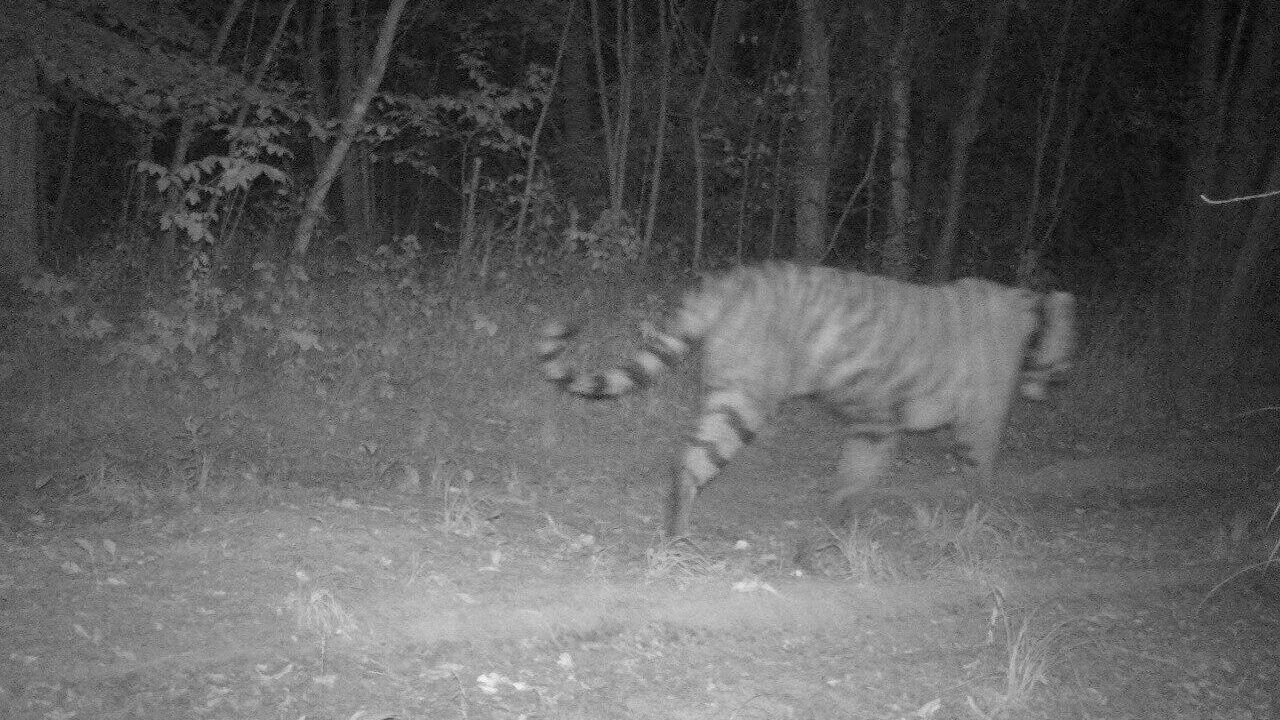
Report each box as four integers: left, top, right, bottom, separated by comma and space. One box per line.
953, 403, 1011, 498
665, 388, 766, 538
825, 429, 900, 528
794, 429, 899, 572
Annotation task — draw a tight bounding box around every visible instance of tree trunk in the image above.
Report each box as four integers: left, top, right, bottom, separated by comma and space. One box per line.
793, 0, 832, 264
689, 0, 728, 269
219, 0, 299, 271
557, 8, 598, 207
587, 0, 624, 212
640, 0, 671, 259
1177, 0, 1229, 348
711, 0, 744, 71
516, 0, 576, 242
159, 0, 247, 270
333, 0, 368, 249
232, 0, 300, 131
1211, 5, 1278, 371
611, 0, 636, 215
0, 53, 39, 277
51, 101, 83, 251
930, 0, 1012, 281
881, 0, 917, 278
305, 0, 330, 180
292, 0, 409, 259
1216, 152, 1280, 346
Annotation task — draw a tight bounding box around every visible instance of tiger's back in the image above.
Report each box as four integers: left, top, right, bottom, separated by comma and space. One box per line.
686, 265, 1032, 411
538, 262, 1075, 539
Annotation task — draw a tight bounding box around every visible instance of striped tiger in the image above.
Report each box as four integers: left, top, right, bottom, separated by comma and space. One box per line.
538, 262, 1075, 539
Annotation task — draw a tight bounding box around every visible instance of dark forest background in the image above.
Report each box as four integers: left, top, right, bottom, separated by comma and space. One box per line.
1, 0, 1278, 414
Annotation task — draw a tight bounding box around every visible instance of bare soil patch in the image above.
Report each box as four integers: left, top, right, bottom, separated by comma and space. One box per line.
2, 431, 1276, 720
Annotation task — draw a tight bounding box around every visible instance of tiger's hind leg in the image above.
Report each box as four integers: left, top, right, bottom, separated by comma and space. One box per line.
796, 428, 899, 573
666, 388, 768, 538
826, 429, 900, 528
953, 400, 1011, 498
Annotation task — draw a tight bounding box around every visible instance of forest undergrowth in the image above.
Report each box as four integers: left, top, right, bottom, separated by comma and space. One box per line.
0, 245, 1261, 517
2, 247, 1278, 720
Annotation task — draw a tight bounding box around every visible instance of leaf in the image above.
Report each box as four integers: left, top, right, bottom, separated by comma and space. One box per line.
284, 330, 321, 352
110, 646, 137, 662
240, 313, 273, 331
88, 315, 116, 339
472, 314, 498, 336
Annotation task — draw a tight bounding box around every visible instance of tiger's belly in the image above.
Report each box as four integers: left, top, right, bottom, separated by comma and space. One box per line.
897, 396, 954, 431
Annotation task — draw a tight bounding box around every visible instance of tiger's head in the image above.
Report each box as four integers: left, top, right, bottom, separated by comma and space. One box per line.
1019, 291, 1075, 401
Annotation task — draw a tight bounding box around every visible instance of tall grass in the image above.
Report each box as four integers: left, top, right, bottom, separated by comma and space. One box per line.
5, 249, 699, 523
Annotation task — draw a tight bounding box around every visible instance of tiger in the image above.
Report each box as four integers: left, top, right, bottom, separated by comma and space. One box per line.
537, 262, 1075, 539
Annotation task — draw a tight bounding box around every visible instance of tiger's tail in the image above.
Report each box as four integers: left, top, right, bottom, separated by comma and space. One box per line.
537, 319, 696, 399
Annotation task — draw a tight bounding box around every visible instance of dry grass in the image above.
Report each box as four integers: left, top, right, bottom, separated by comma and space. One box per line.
910, 502, 1023, 569
969, 590, 1071, 718
282, 584, 359, 671
644, 540, 724, 578
284, 587, 358, 638
1200, 512, 1280, 610
829, 515, 905, 581
437, 468, 487, 536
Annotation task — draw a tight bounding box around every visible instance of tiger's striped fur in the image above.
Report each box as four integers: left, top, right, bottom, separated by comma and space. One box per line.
538, 262, 1075, 538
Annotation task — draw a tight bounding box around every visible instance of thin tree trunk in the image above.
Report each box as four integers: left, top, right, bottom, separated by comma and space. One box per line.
766, 119, 786, 260
52, 100, 83, 248
1021, 0, 1105, 288
1217, 152, 1280, 335
882, 0, 916, 278
159, 0, 248, 268
610, 0, 635, 214
1212, 4, 1277, 370
1018, 105, 1083, 284
305, 0, 330, 180
558, 10, 596, 205
292, 0, 409, 259
712, 0, 745, 64
1178, 0, 1230, 348
516, 0, 576, 242
0, 53, 39, 277
216, 0, 299, 271
333, 0, 367, 249
930, 0, 1012, 281
1020, 1, 1074, 281
793, 0, 831, 263
735, 10, 787, 260
587, 0, 618, 210
232, 0, 300, 130
829, 119, 882, 257
457, 157, 481, 272
640, 0, 670, 259
689, 0, 724, 270
730, 78, 777, 261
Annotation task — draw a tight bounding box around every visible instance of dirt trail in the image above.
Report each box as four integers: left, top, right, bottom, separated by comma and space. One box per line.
1, 440, 1277, 720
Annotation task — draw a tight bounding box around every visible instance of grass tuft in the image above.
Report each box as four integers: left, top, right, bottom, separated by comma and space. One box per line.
831, 515, 904, 582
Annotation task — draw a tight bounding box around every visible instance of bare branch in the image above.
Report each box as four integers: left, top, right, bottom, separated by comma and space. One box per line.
1199, 188, 1280, 204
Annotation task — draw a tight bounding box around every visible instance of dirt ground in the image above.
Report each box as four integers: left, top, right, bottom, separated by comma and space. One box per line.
2, 392, 1277, 720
